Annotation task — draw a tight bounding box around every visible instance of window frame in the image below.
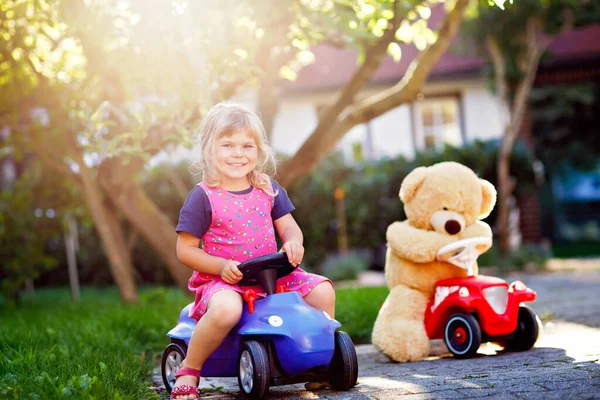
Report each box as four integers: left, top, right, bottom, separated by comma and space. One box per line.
412, 93, 466, 153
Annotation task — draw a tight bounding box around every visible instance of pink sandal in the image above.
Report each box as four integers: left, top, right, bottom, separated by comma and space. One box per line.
171, 368, 200, 399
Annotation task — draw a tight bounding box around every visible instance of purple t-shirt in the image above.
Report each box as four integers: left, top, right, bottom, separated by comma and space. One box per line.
176, 179, 295, 239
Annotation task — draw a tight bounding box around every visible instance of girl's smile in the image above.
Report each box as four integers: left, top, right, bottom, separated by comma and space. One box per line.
216, 130, 258, 190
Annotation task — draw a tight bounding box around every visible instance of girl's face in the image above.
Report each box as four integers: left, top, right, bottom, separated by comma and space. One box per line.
215, 129, 258, 189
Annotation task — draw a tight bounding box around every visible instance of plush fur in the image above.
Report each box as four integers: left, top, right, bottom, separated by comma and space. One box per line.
372, 162, 497, 362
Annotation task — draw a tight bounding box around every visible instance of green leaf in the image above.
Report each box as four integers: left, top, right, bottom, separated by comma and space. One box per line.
279, 65, 297, 81
416, 5, 431, 20
395, 21, 413, 43
387, 42, 402, 62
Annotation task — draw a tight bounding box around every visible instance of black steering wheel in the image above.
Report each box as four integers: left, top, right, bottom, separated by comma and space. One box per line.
237, 252, 296, 295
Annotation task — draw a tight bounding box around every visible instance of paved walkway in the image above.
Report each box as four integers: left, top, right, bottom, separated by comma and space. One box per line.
154, 270, 600, 399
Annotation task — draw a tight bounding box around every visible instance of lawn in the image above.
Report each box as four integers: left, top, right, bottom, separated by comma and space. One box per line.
0, 285, 388, 399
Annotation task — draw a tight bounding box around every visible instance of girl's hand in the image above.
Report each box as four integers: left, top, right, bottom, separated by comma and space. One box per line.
281, 241, 304, 267
220, 260, 243, 284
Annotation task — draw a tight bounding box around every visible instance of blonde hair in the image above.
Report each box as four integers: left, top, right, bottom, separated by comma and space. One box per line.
190, 102, 277, 195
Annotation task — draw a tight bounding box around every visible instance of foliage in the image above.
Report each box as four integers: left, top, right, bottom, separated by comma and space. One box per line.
0, 161, 74, 302
22, 138, 536, 287
289, 139, 537, 270
0, 0, 497, 166
459, 0, 600, 255
0, 287, 190, 399
460, 0, 599, 84
321, 250, 371, 282
552, 242, 600, 258
1, 0, 513, 294
0, 284, 387, 398
530, 81, 600, 173
478, 243, 551, 272
335, 286, 389, 343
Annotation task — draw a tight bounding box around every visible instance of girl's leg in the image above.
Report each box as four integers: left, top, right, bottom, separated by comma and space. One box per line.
172, 290, 243, 399
303, 281, 336, 317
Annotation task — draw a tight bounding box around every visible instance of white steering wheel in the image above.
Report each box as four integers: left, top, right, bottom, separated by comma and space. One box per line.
436, 237, 492, 276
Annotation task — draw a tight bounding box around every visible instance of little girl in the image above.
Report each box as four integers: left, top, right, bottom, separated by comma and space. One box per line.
172, 102, 335, 399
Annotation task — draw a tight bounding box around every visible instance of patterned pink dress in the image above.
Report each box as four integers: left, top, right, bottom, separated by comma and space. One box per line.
187, 182, 331, 320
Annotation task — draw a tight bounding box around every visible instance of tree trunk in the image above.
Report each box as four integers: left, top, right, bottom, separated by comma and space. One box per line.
166, 165, 190, 202
487, 35, 512, 255
103, 198, 136, 275
67, 137, 139, 303
278, 0, 470, 187
494, 17, 542, 255
496, 151, 512, 254
64, 212, 80, 302
98, 164, 191, 290
258, 78, 279, 141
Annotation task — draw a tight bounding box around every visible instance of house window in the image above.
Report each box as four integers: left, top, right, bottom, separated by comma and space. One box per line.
414, 96, 463, 151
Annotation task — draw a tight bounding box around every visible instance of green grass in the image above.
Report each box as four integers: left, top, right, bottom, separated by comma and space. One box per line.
0, 287, 190, 399
1, 285, 387, 399
335, 286, 389, 343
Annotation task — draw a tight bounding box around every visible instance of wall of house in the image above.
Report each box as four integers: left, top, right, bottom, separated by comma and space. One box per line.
271, 95, 414, 160
273, 78, 505, 160
156, 78, 505, 166
460, 84, 507, 142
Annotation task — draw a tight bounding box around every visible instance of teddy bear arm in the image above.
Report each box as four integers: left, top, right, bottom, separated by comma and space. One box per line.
460, 221, 493, 239
386, 221, 456, 263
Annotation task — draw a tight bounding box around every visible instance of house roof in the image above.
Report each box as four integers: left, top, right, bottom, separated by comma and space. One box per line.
284, 8, 600, 93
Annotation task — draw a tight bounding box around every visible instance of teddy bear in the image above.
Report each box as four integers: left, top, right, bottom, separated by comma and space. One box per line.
371, 161, 497, 362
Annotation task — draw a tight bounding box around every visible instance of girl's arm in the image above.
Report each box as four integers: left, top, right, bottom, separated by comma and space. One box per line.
176, 232, 242, 282
273, 213, 304, 266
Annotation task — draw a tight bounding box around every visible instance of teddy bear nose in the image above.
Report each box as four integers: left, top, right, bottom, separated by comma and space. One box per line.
445, 220, 461, 235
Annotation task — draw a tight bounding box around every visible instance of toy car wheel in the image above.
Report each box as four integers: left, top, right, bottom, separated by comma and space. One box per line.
505, 305, 541, 352
238, 340, 270, 399
328, 331, 358, 390
444, 313, 481, 359
161, 341, 187, 393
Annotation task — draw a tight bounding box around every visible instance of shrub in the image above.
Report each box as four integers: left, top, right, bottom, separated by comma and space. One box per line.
320, 250, 370, 283
289, 139, 537, 270
0, 164, 68, 303
478, 244, 551, 273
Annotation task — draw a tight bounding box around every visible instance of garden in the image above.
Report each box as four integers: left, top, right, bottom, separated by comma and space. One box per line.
0, 286, 388, 399
2, 0, 599, 398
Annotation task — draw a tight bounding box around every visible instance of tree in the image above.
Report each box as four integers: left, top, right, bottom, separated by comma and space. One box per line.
278, 0, 472, 186
1, 0, 509, 301
459, 0, 599, 254
530, 81, 600, 172
0, 159, 75, 304
2, 0, 294, 301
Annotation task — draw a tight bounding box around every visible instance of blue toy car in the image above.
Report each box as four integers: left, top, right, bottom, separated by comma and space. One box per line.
161, 252, 359, 399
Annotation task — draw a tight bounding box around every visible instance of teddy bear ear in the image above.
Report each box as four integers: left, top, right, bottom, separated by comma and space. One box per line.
479, 179, 497, 219
400, 166, 428, 203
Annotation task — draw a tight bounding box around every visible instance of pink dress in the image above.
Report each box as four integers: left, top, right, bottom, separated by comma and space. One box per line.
188, 182, 331, 320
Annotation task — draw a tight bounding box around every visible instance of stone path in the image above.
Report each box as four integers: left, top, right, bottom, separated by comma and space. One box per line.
154, 270, 600, 399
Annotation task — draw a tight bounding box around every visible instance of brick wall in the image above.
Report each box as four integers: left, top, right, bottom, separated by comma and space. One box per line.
517, 192, 542, 244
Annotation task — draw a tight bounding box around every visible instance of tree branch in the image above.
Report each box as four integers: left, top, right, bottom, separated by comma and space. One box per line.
26, 132, 82, 187
504, 16, 542, 154
166, 165, 189, 202
127, 228, 139, 253
278, 0, 469, 187
258, 48, 297, 140
485, 35, 510, 127
278, 0, 405, 185
339, 0, 469, 125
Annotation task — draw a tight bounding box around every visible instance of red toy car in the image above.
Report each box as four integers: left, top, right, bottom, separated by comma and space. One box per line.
424, 237, 541, 358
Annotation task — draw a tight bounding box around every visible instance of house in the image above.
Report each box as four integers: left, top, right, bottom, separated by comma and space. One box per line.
271, 23, 600, 160
267, 16, 600, 248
